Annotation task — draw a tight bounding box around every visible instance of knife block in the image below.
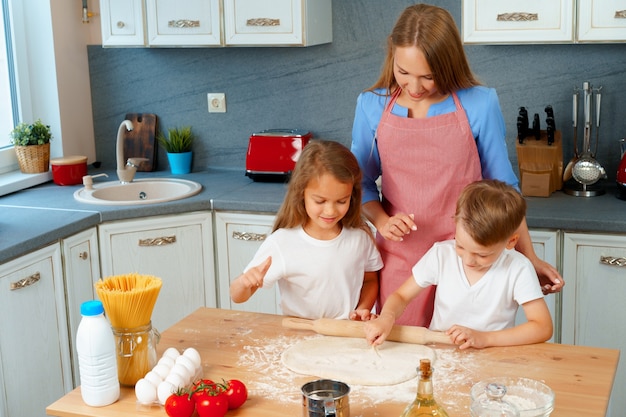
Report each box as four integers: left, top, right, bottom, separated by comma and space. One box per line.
515, 130, 563, 197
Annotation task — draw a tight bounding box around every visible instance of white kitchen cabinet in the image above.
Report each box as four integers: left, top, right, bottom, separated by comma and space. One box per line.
98, 212, 216, 332
562, 232, 626, 417
61, 227, 100, 387
100, 0, 146, 47
577, 0, 626, 42
215, 211, 281, 314
223, 0, 332, 46
515, 229, 562, 343
0, 244, 73, 417
146, 0, 222, 46
463, 0, 626, 43
100, 0, 332, 47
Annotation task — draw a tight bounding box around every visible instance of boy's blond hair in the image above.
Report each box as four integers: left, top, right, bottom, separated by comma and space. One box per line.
455, 180, 526, 246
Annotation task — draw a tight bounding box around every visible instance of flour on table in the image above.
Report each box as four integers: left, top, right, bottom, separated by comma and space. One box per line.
281, 336, 436, 386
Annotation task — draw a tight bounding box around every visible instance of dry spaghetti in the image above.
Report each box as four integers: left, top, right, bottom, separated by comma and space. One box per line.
95, 273, 162, 386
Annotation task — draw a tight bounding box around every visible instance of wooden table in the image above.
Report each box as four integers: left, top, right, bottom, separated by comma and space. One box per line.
47, 307, 619, 417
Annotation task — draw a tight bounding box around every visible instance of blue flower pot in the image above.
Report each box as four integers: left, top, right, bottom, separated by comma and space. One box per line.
167, 151, 192, 174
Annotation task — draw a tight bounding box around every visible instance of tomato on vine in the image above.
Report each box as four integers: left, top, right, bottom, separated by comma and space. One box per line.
164, 388, 195, 417
195, 390, 228, 417
222, 379, 248, 410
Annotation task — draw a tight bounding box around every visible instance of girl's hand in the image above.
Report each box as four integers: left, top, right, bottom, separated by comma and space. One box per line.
241, 256, 272, 289
378, 213, 417, 241
446, 325, 484, 350
349, 309, 377, 321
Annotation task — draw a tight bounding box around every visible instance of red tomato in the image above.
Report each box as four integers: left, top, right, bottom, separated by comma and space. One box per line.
192, 379, 219, 403
164, 389, 195, 417
195, 391, 228, 417
223, 379, 248, 410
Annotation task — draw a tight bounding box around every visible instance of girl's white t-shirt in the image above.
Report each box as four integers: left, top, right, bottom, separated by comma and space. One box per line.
245, 226, 383, 319
412, 240, 544, 332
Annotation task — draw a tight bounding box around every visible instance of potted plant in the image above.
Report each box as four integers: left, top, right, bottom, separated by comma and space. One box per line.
157, 126, 194, 174
9, 119, 53, 173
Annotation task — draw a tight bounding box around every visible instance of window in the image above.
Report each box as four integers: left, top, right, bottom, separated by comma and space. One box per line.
0, 0, 16, 149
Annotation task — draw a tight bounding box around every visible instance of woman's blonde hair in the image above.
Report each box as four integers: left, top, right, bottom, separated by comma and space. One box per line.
273, 140, 371, 237
368, 3, 480, 96
455, 180, 526, 246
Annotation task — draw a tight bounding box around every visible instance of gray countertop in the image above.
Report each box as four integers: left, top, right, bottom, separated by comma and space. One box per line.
1, 168, 625, 264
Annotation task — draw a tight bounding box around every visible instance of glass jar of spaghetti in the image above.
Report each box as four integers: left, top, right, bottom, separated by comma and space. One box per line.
112, 322, 160, 386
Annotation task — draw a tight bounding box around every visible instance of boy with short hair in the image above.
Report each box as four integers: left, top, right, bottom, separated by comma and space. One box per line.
364, 179, 553, 349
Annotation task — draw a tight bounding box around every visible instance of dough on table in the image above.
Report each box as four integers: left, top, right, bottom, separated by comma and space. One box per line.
281, 336, 436, 386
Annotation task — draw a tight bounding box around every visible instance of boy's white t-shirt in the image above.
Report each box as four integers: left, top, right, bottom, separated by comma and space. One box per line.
244, 226, 383, 320
412, 240, 544, 332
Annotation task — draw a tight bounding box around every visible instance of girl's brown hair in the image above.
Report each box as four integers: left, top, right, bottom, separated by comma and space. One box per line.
368, 3, 480, 96
455, 179, 526, 247
273, 140, 371, 237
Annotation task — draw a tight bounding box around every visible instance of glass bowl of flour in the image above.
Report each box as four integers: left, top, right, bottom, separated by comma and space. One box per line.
470, 377, 554, 417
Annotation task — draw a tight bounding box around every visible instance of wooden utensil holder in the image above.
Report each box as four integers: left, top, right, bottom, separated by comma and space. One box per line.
515, 130, 563, 197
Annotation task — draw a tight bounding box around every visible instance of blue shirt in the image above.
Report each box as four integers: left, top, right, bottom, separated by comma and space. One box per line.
351, 87, 519, 203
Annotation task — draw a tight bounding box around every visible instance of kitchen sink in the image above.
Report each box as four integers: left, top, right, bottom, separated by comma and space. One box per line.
73, 178, 202, 205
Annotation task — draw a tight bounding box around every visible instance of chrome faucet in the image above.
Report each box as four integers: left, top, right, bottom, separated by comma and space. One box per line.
116, 120, 147, 183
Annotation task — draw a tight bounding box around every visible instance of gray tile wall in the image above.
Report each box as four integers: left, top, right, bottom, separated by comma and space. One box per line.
88, 1, 626, 181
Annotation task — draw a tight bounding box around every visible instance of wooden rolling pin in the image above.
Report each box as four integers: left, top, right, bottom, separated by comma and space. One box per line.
282, 317, 453, 345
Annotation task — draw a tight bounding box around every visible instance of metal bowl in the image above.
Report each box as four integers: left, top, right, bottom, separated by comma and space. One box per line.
470, 377, 554, 417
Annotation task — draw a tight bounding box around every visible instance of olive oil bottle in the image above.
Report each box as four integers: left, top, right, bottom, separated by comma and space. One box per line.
400, 358, 449, 416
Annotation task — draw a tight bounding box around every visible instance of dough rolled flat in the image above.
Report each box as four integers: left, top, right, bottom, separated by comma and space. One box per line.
281, 336, 436, 386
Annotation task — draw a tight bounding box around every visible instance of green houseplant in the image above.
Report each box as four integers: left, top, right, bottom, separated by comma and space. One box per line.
9, 119, 53, 173
156, 126, 195, 174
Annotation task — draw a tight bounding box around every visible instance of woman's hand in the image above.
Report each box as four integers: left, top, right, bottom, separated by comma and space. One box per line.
532, 257, 564, 294
378, 213, 417, 241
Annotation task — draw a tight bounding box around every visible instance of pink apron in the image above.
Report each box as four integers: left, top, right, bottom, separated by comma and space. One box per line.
376, 90, 481, 326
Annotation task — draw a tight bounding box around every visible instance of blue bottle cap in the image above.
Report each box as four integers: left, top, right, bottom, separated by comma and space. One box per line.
81, 300, 104, 316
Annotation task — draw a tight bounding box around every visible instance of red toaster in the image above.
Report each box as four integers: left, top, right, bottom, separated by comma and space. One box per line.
245, 129, 312, 181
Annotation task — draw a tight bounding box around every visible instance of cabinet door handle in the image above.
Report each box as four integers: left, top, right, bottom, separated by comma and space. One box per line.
600, 256, 626, 267
10, 272, 41, 290
246, 18, 280, 27
168, 19, 200, 28
79, 251, 88, 260
616, 10, 626, 19
138, 236, 177, 247
232, 231, 266, 242
496, 12, 539, 22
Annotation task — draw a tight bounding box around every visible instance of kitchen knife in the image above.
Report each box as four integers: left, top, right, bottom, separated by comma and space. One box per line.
281, 317, 453, 345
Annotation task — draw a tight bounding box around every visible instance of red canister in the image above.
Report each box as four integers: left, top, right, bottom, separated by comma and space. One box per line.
51, 155, 88, 185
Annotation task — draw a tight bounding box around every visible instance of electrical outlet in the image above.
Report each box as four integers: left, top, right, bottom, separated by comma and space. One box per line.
207, 93, 226, 113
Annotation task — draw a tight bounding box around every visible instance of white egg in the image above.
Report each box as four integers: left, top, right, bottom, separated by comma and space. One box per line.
152, 363, 170, 380
135, 378, 158, 404
157, 356, 175, 369
169, 363, 192, 386
157, 380, 175, 405
144, 370, 163, 387
175, 355, 197, 376
165, 372, 186, 390
162, 347, 180, 361
182, 347, 202, 369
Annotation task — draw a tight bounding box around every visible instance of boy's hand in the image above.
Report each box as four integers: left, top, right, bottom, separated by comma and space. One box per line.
241, 256, 272, 289
363, 313, 394, 346
446, 325, 485, 350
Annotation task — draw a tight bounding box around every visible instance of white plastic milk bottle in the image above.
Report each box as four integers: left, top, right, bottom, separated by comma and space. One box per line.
76, 300, 120, 407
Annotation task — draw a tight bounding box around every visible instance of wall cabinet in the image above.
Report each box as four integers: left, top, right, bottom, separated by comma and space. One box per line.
562, 232, 626, 417
463, 0, 626, 44
100, 0, 332, 47
98, 212, 216, 332
214, 211, 281, 314
0, 244, 73, 417
61, 227, 100, 387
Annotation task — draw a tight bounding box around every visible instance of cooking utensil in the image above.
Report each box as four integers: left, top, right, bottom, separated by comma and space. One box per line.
123, 113, 157, 172
281, 317, 452, 345
302, 379, 350, 417
563, 90, 579, 182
